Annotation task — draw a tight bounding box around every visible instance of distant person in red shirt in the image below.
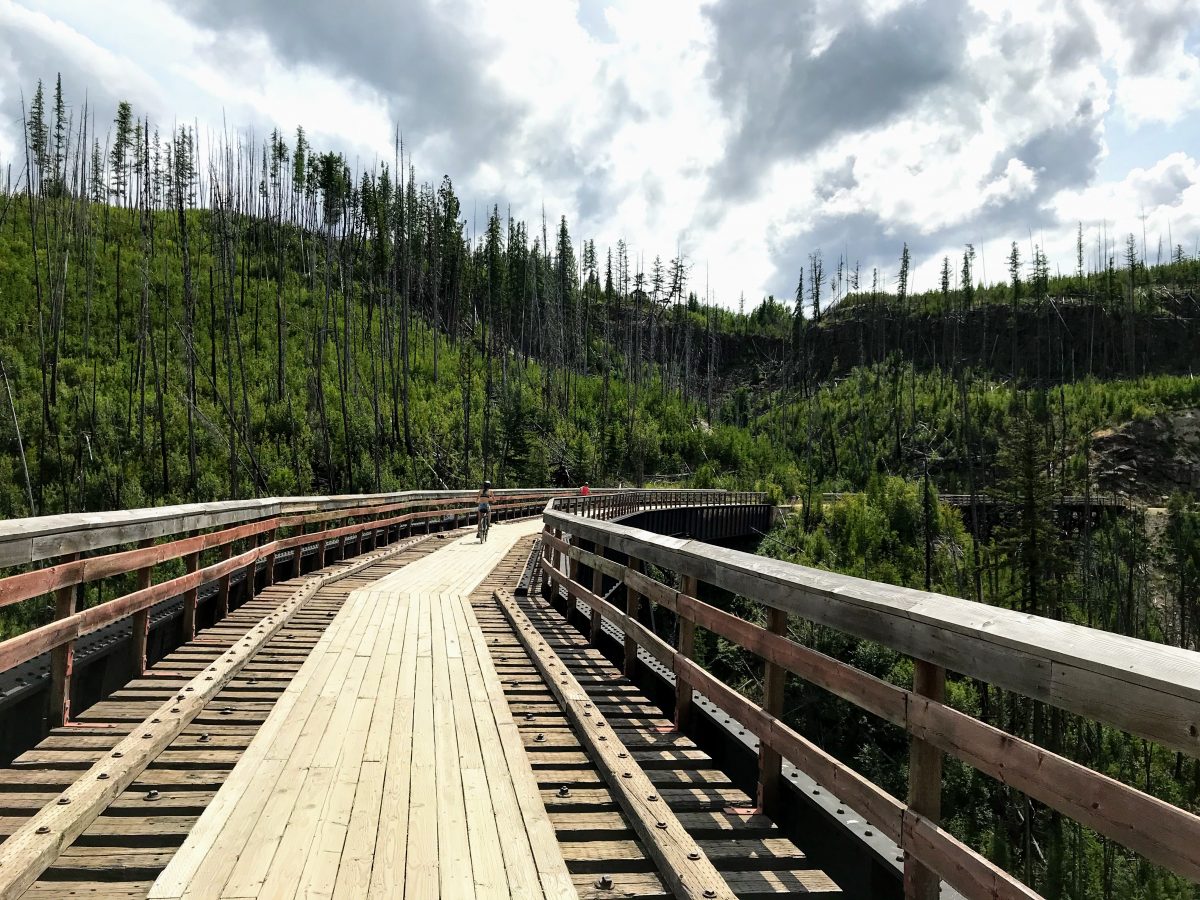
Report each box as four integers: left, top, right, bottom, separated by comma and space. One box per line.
580, 483, 590, 496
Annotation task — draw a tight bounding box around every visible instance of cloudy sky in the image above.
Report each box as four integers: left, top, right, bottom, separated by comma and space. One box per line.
1, 0, 1198, 306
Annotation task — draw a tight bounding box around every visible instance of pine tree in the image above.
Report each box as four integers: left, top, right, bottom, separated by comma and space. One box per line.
897, 243, 910, 307
809, 251, 823, 321
51, 73, 66, 192
961, 244, 975, 309
27, 80, 48, 188
110, 101, 133, 205
1009, 242, 1022, 306
89, 137, 105, 203
991, 395, 1062, 617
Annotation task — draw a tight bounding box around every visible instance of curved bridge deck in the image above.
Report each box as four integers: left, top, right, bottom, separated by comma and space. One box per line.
149, 518, 574, 899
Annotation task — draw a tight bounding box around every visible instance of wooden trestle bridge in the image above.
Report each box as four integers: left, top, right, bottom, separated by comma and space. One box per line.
0, 489, 1196, 899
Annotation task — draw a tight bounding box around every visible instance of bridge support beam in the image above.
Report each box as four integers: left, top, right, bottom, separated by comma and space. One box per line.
674, 575, 698, 730
905, 659, 945, 900
589, 542, 604, 645
180, 542, 200, 641
48, 554, 80, 727
130, 540, 154, 677
624, 557, 642, 678
757, 607, 788, 817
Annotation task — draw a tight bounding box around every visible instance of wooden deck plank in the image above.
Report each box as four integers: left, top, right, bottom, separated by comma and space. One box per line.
148, 519, 572, 899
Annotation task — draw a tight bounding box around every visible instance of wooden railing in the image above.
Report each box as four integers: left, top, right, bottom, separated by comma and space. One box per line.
541, 493, 1200, 900
0, 489, 572, 725
554, 489, 764, 519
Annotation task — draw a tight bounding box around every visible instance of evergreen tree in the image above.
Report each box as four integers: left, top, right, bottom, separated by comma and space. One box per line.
1009, 242, 1022, 306
26, 80, 48, 186
110, 100, 133, 205
809, 250, 823, 321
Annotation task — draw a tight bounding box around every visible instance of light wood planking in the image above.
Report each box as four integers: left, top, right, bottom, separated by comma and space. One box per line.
149, 519, 573, 900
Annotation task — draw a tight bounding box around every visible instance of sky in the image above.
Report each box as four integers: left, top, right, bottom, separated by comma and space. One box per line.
1, 0, 1198, 308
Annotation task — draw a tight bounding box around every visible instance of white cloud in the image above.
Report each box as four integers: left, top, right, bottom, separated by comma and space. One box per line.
0, 0, 1197, 305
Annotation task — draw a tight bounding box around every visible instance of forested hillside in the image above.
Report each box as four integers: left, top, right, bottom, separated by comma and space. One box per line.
3, 77, 1200, 899
0, 78, 798, 519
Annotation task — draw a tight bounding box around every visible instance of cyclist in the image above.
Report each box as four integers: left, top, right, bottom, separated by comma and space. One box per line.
476, 480, 493, 542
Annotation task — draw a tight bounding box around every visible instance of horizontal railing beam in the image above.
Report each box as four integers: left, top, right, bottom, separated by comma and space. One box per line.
544, 507, 1200, 756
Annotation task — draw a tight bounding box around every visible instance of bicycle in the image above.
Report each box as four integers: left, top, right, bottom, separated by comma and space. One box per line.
477, 507, 490, 543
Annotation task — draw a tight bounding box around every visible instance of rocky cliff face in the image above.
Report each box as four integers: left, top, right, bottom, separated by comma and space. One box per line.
1090, 408, 1200, 502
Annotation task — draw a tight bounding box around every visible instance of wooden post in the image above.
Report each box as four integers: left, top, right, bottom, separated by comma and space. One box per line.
589, 542, 604, 645
181, 543, 201, 642
541, 532, 553, 596
905, 660, 946, 900
130, 539, 154, 677
624, 558, 642, 678
48, 553, 81, 727
567, 547, 581, 622
675, 574, 698, 730
316, 536, 328, 571
263, 527, 277, 587
292, 523, 305, 578
553, 528, 563, 583
757, 606, 788, 816
216, 541, 233, 618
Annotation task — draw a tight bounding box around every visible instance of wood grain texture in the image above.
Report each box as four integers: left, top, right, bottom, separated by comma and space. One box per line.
496, 588, 736, 900
544, 506, 1200, 755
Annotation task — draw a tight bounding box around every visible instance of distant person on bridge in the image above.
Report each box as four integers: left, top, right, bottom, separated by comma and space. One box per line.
476, 480, 493, 542
580, 483, 590, 496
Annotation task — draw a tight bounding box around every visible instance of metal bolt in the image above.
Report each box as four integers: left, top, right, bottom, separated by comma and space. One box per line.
865, 830, 874, 837
704, 891, 718, 898
171, 707, 180, 713
594, 874, 614, 891
98, 773, 110, 781
557, 785, 571, 797
688, 851, 701, 861
112, 751, 123, 759
525, 713, 534, 721
142, 733, 153, 739
836, 808, 844, 815
535, 733, 546, 743
221, 707, 233, 715
145, 790, 160, 801
152, 718, 161, 724
36, 826, 50, 835
647, 794, 658, 801
617, 752, 628, 759
57, 797, 71, 805
199, 733, 211, 743
656, 820, 668, 829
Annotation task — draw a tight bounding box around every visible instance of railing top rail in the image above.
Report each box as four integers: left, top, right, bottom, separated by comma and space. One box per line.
0, 489, 572, 567
544, 506, 1200, 755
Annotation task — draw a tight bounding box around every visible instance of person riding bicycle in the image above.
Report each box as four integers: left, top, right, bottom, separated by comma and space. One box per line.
476, 480, 493, 540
